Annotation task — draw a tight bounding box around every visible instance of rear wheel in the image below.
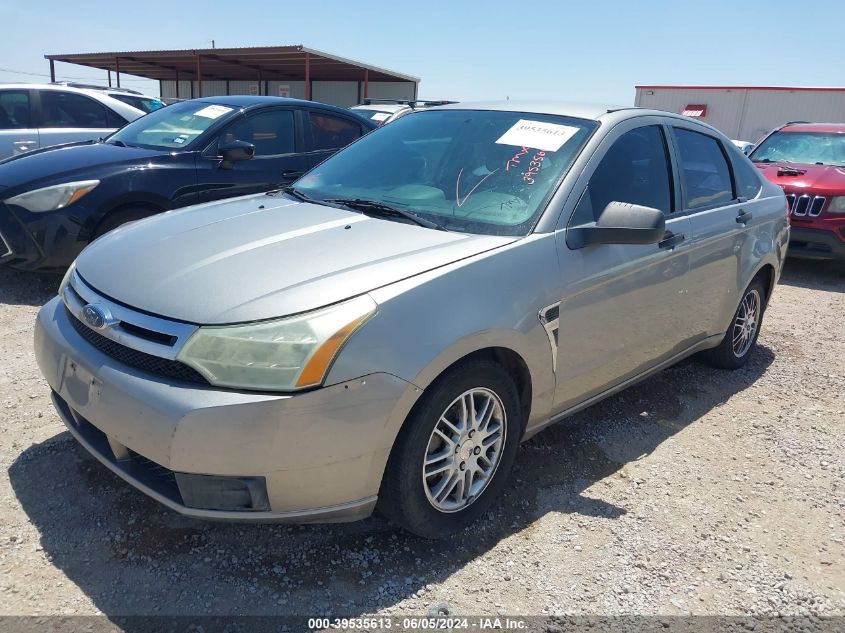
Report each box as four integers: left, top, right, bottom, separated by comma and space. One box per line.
92, 207, 158, 240
699, 277, 767, 369
378, 360, 522, 538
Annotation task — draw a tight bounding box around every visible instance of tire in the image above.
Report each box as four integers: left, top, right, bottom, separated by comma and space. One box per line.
699, 277, 767, 370
378, 359, 522, 539
92, 207, 158, 240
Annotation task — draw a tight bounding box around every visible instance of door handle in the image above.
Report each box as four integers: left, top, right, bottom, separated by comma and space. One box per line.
281, 170, 303, 181
658, 231, 685, 250
736, 209, 753, 224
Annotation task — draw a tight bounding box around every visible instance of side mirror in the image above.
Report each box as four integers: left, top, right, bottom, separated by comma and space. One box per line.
219, 140, 255, 169
569, 201, 666, 248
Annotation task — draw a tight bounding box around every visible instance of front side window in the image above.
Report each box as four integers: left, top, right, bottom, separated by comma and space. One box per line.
0, 91, 30, 130
578, 125, 673, 222
296, 109, 597, 236
39, 91, 108, 128
222, 109, 295, 156
750, 131, 845, 167
108, 101, 238, 150
308, 112, 363, 151
673, 128, 734, 209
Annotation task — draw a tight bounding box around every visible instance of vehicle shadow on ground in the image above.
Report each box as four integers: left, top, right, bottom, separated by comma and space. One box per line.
779, 258, 845, 293
9, 346, 774, 618
0, 268, 61, 307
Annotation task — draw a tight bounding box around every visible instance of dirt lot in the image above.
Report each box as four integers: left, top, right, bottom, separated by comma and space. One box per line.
0, 260, 842, 619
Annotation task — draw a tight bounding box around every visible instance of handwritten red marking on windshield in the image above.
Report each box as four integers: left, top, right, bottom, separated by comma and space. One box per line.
505, 147, 529, 171
455, 167, 499, 207
522, 151, 546, 185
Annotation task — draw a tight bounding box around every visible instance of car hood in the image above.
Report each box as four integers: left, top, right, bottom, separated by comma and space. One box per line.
76, 195, 516, 324
755, 162, 845, 193
0, 142, 167, 189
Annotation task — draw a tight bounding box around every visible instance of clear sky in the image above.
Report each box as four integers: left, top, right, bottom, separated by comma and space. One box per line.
2, 0, 844, 104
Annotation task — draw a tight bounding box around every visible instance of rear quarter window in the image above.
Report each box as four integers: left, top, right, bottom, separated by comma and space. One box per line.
731, 153, 762, 200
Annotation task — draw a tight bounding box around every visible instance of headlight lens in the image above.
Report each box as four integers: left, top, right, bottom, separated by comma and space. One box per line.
176, 295, 377, 391
5, 180, 100, 213
828, 197, 845, 214
58, 262, 75, 296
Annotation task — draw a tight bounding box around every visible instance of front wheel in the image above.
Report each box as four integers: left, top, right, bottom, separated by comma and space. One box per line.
699, 278, 767, 369
378, 360, 522, 538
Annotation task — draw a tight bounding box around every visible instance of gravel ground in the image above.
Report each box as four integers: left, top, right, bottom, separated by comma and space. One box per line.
0, 260, 842, 620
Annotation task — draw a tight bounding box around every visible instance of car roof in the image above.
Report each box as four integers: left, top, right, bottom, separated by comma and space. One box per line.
780, 123, 845, 134
432, 100, 646, 121
190, 95, 372, 121
351, 103, 408, 113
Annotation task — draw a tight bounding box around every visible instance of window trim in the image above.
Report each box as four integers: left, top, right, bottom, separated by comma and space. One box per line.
668, 124, 741, 215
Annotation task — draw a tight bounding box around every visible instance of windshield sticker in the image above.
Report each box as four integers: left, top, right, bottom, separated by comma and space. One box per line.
193, 105, 234, 119
172, 136, 186, 144
496, 119, 580, 152
371, 112, 390, 121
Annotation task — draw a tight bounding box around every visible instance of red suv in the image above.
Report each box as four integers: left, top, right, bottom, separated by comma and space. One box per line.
750, 122, 845, 262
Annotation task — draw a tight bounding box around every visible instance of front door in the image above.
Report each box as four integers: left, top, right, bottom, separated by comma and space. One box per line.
553, 120, 693, 412
196, 108, 312, 203
0, 89, 38, 158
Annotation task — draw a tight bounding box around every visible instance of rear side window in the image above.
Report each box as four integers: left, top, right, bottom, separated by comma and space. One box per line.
0, 91, 31, 129
223, 110, 295, 156
580, 125, 673, 221
39, 91, 109, 128
673, 128, 734, 209
308, 112, 362, 151
732, 154, 762, 200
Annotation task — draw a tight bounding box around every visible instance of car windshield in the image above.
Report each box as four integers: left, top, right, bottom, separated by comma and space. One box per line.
750, 131, 845, 167
107, 101, 238, 150
112, 94, 166, 113
295, 109, 597, 236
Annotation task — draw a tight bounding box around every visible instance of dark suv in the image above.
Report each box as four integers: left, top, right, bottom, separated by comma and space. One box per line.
0, 96, 375, 271
750, 122, 845, 262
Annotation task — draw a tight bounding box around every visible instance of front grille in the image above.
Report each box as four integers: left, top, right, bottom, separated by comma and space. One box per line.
66, 306, 210, 386
786, 194, 826, 217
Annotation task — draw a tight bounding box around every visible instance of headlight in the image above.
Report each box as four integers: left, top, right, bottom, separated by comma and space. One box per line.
176, 295, 377, 391
5, 180, 100, 213
58, 262, 75, 296
828, 197, 845, 214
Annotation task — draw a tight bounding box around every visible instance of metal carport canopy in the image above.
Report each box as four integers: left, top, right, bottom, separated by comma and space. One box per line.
44, 45, 419, 99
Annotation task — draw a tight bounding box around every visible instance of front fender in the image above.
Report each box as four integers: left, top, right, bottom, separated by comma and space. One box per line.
326, 234, 562, 431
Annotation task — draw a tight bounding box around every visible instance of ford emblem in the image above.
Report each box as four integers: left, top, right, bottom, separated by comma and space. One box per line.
82, 304, 112, 330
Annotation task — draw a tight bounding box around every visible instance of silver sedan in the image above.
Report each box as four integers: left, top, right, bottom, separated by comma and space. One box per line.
34, 101, 788, 537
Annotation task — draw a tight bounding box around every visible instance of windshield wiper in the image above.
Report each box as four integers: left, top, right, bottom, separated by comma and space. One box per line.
323, 198, 447, 231
270, 184, 313, 202
107, 139, 127, 147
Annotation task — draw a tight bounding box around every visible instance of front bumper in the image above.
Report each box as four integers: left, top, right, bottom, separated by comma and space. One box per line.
0, 201, 88, 271
788, 226, 845, 261
34, 297, 421, 522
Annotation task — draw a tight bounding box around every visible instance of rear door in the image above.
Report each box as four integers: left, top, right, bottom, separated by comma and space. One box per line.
34, 90, 122, 149
0, 89, 39, 158
301, 109, 367, 170
668, 124, 753, 339
196, 107, 311, 203
554, 118, 693, 411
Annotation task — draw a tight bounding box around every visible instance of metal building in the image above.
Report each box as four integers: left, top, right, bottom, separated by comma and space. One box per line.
634, 85, 845, 143
45, 45, 420, 108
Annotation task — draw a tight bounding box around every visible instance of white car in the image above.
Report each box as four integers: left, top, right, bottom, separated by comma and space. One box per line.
0, 83, 145, 159
350, 99, 455, 126
731, 139, 755, 155
54, 83, 166, 114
